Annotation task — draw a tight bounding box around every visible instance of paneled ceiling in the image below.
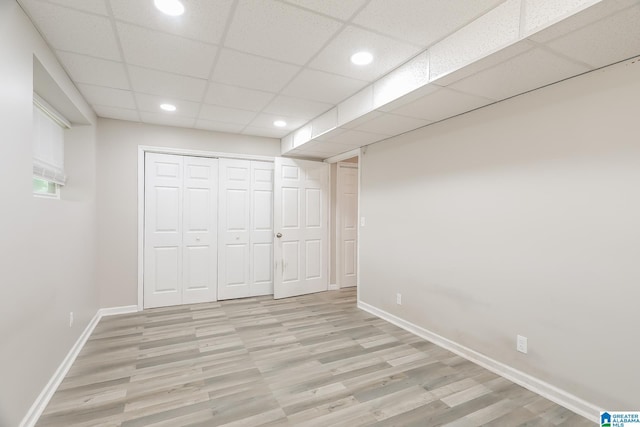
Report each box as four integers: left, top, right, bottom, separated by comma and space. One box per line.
18, 0, 506, 138
18, 0, 640, 160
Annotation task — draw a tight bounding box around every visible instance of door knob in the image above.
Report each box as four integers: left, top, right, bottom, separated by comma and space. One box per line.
276, 233, 282, 238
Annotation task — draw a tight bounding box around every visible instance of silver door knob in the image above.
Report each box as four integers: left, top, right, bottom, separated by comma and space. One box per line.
276, 233, 282, 238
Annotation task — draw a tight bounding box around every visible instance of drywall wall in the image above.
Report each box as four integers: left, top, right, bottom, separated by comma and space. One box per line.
359, 57, 640, 410
0, 2, 99, 426
96, 119, 281, 308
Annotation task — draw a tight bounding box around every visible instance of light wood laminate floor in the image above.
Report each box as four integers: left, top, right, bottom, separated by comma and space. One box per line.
37, 289, 594, 427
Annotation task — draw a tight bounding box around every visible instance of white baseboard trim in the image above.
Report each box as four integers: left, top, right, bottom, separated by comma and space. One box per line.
357, 300, 601, 423
99, 305, 138, 317
20, 305, 139, 427
328, 283, 339, 291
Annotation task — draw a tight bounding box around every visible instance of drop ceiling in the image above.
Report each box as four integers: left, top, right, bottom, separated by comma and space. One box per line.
18, 0, 640, 159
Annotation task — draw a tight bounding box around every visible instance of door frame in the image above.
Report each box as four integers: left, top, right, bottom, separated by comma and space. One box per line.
335, 161, 358, 289
137, 145, 274, 311
324, 148, 363, 295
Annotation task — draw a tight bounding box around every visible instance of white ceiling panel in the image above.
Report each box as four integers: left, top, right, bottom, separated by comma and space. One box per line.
20, 0, 120, 60
281, 0, 367, 20
546, 5, 640, 69
248, 113, 307, 131
354, 113, 431, 136
204, 83, 275, 112
135, 93, 201, 117
212, 49, 300, 93
139, 112, 196, 128
77, 83, 136, 109
523, 0, 598, 35
93, 105, 140, 122
449, 48, 591, 101
45, 0, 108, 15
264, 96, 332, 121
128, 66, 207, 102
110, 0, 234, 45
322, 128, 386, 146
390, 87, 494, 122
309, 26, 423, 81
117, 22, 217, 79
56, 51, 129, 90
199, 104, 257, 125
242, 126, 289, 138
194, 119, 245, 134
282, 69, 368, 104
353, 0, 506, 46
225, 0, 343, 65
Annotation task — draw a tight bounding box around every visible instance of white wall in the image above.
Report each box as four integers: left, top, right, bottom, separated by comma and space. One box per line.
96, 119, 281, 308
359, 58, 640, 410
0, 2, 99, 426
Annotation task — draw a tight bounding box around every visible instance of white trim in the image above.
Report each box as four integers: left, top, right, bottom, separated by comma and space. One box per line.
20, 305, 139, 427
99, 305, 139, 317
20, 310, 100, 427
328, 283, 339, 290
324, 148, 360, 164
138, 146, 275, 310
357, 300, 601, 423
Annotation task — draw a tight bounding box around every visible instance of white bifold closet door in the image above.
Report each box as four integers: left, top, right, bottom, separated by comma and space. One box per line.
144, 153, 218, 309
218, 159, 274, 300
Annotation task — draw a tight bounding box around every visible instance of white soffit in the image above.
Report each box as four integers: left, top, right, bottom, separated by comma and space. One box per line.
285, 0, 640, 159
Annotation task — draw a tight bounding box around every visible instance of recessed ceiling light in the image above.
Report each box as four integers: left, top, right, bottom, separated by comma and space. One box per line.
160, 103, 177, 112
154, 0, 184, 16
273, 120, 287, 128
351, 51, 373, 66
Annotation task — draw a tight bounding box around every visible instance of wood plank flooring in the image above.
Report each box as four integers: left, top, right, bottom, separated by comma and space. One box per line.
36, 289, 594, 426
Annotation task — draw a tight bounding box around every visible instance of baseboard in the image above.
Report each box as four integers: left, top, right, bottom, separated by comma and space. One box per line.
99, 305, 138, 317
357, 300, 601, 423
20, 305, 139, 427
328, 283, 339, 290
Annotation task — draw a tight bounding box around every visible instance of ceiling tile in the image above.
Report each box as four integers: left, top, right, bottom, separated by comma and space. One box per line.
310, 108, 338, 138
449, 48, 591, 101
117, 22, 217, 79
546, 5, 640, 69
281, 0, 367, 20
309, 25, 423, 81
304, 141, 358, 154
194, 119, 245, 134
129, 66, 207, 102
56, 51, 129, 90
375, 83, 440, 113
354, 113, 431, 136
20, 0, 120, 60
199, 104, 257, 125
225, 0, 343, 65
110, 0, 234, 44
139, 112, 196, 128
242, 126, 288, 138
353, 0, 505, 46
204, 83, 274, 112
248, 113, 307, 131
93, 105, 140, 122
323, 128, 386, 146
45, 0, 108, 15
523, 0, 598, 35
135, 93, 201, 117
263, 96, 332, 121
77, 83, 136, 109
212, 49, 300, 93
390, 87, 494, 122
282, 69, 368, 104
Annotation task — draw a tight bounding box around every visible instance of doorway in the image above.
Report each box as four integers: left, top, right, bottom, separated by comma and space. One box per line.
331, 156, 359, 289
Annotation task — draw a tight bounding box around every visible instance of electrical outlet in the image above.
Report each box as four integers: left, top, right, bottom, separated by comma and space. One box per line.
69, 312, 74, 327
517, 335, 528, 354
396, 293, 402, 305
360, 216, 366, 227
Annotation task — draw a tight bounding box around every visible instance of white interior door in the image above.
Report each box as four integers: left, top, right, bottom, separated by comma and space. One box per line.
218, 159, 274, 299
274, 158, 329, 299
337, 162, 358, 288
144, 153, 218, 309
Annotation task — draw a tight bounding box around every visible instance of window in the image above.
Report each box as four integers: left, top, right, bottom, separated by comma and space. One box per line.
32, 94, 70, 198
